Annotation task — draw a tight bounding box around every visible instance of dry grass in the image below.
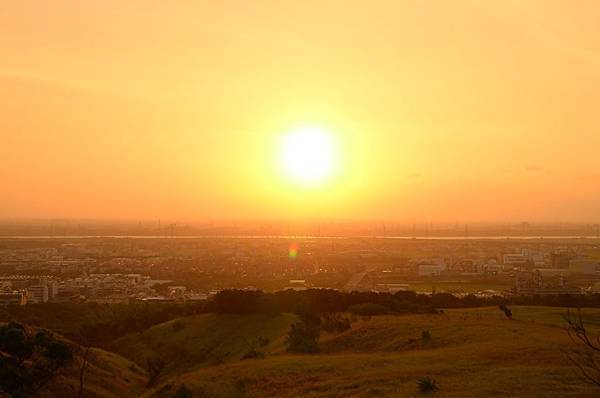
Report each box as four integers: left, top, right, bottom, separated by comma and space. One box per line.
140, 306, 600, 397
39, 346, 147, 398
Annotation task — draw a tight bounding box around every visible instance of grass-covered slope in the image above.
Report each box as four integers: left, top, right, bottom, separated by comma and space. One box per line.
141, 307, 600, 398
112, 313, 298, 374
42, 347, 147, 398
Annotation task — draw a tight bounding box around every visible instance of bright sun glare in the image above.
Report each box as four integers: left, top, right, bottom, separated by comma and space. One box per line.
281, 126, 336, 185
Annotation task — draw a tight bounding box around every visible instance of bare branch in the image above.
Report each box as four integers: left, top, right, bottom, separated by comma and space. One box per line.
564, 307, 600, 388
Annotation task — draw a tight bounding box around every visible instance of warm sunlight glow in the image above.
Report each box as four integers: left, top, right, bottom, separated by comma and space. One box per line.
280, 126, 336, 185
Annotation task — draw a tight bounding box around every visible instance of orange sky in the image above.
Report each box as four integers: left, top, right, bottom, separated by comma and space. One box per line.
1, 1, 600, 222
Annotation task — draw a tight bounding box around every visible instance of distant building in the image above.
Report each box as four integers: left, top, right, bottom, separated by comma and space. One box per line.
417, 261, 446, 276
376, 283, 409, 293
0, 289, 27, 305
343, 271, 375, 292
483, 259, 502, 275
284, 279, 308, 291
0, 276, 58, 303
503, 253, 528, 266
530, 252, 546, 268
569, 259, 598, 275
168, 286, 187, 294
514, 270, 580, 295
551, 251, 570, 269
26, 284, 49, 303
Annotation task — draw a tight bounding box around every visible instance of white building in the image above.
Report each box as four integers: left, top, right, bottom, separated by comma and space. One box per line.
417, 260, 446, 276
26, 284, 49, 303
376, 283, 409, 293
483, 259, 503, 275
503, 253, 527, 266
0, 289, 27, 305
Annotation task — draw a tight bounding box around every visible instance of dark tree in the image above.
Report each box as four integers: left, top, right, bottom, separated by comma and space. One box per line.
285, 321, 320, 353
0, 322, 73, 397
320, 313, 352, 333
499, 304, 513, 319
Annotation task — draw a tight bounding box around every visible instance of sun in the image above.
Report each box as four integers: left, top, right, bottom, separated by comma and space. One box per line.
280, 126, 337, 185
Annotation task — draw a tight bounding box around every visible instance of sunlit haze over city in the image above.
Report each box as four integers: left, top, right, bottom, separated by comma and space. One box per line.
2, 1, 600, 223
1, 2, 600, 397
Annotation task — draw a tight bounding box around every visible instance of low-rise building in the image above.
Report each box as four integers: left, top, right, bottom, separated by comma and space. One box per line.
0, 289, 27, 305
503, 253, 528, 267
417, 260, 446, 276
514, 270, 580, 295
26, 284, 49, 303
569, 259, 598, 275
284, 279, 308, 291
376, 283, 409, 293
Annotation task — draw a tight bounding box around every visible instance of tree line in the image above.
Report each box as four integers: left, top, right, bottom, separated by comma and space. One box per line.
2, 290, 600, 347
209, 289, 600, 316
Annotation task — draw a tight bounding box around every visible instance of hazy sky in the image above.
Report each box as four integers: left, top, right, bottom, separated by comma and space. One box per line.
2, 1, 600, 222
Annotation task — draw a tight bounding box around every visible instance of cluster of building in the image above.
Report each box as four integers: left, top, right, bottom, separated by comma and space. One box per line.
1, 237, 599, 301
0, 275, 57, 305
412, 248, 598, 276
0, 273, 210, 305
501, 248, 599, 294
342, 244, 600, 295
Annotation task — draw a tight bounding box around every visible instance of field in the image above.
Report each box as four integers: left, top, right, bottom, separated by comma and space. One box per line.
112, 313, 297, 374
5, 306, 599, 397
45, 347, 147, 398
106, 306, 600, 397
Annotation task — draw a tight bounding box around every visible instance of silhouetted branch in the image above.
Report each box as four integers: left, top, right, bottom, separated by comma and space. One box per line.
564, 308, 600, 388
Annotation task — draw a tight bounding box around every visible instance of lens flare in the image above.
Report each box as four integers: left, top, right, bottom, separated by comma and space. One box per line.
288, 242, 299, 259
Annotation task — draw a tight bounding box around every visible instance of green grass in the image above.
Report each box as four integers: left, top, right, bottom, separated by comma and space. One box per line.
139, 306, 600, 397
13, 306, 598, 397
112, 313, 298, 375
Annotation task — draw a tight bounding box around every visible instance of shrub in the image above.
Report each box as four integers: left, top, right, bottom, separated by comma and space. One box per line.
0, 322, 73, 396
421, 330, 431, 342
320, 313, 352, 333
285, 322, 320, 353
417, 376, 439, 393
499, 304, 513, 319
241, 349, 264, 360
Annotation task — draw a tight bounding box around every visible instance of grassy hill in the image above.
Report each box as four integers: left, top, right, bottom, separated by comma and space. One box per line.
11, 306, 597, 397
41, 347, 147, 398
0, 322, 147, 398
135, 306, 600, 398
111, 313, 298, 374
